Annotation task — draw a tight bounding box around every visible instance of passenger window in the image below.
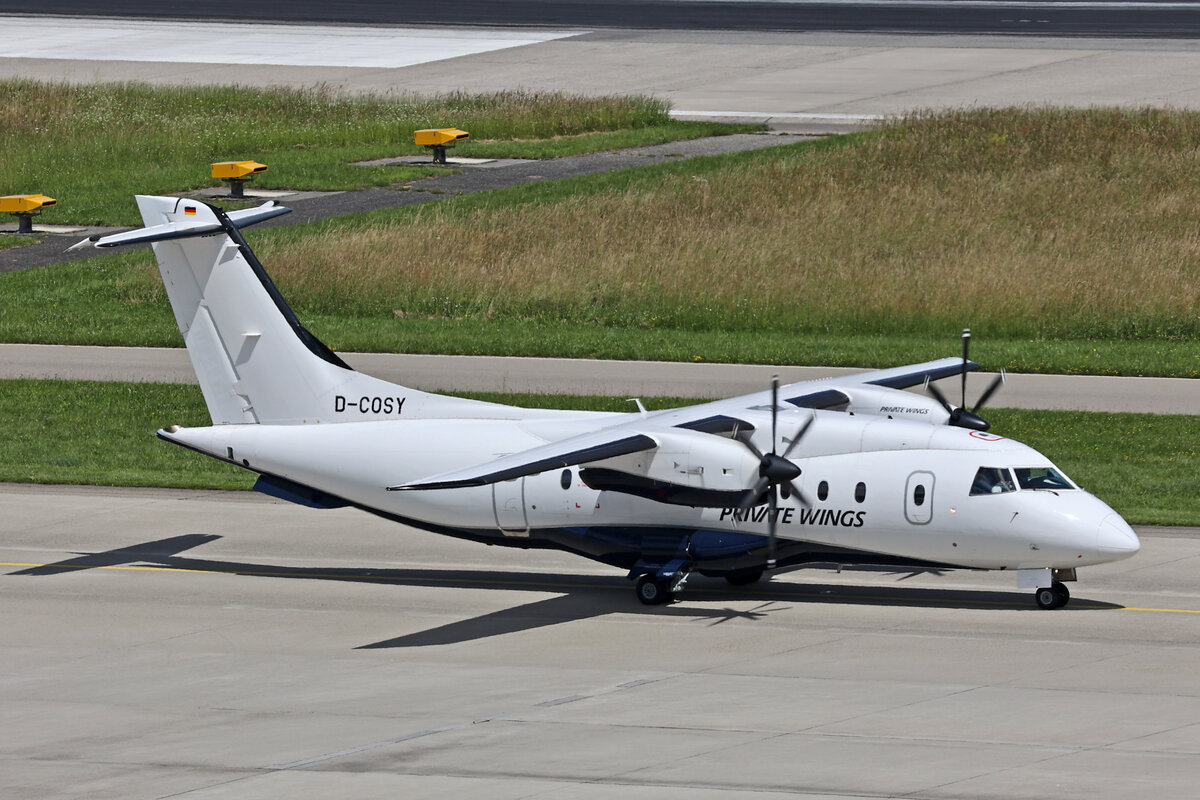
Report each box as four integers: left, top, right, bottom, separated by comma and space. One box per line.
854, 482, 866, 503
913, 484, 926, 506
817, 481, 829, 501
1014, 467, 1075, 491
970, 467, 1015, 495
560, 469, 572, 490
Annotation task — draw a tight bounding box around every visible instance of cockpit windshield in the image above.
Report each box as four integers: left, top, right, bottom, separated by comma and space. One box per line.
971, 465, 1078, 495
1014, 466, 1077, 491
970, 467, 1016, 495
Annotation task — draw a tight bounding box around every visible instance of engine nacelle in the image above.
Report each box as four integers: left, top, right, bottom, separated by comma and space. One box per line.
580, 427, 761, 507
836, 385, 953, 425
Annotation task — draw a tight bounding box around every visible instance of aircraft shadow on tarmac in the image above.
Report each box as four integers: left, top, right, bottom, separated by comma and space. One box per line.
9, 533, 1123, 648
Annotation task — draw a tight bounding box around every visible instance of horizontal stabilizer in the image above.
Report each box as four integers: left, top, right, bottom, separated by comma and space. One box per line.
68, 200, 290, 251
225, 203, 293, 228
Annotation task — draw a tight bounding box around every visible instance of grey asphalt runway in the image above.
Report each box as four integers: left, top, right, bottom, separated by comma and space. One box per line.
5, 0, 1200, 37
1, 344, 1196, 414
2, 20, 1200, 123
2, 484, 1198, 799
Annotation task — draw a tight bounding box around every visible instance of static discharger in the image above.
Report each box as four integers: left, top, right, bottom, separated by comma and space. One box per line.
211, 160, 268, 198
415, 128, 469, 164
1, 194, 56, 234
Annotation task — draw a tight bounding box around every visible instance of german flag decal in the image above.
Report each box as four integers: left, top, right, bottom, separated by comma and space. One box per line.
183, 206, 197, 216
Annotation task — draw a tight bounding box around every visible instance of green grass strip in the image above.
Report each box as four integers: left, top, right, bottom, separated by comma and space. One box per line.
1, 379, 1194, 526
0, 252, 1190, 377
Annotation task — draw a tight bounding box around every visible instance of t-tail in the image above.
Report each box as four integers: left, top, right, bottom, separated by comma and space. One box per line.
74, 196, 507, 425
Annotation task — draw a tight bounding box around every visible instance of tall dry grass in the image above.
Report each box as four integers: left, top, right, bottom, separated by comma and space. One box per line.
258, 107, 1200, 340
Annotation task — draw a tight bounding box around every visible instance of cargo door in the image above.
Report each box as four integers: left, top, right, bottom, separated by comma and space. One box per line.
493, 478, 529, 536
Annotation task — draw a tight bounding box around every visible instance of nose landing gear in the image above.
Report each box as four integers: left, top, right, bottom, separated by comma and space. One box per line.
1034, 581, 1071, 609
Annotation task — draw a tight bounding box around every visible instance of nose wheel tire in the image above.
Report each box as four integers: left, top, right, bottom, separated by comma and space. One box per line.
636, 575, 673, 605
1034, 581, 1071, 610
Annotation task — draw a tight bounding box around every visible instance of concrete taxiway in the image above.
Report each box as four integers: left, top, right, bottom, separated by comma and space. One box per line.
2, 483, 1198, 799
1, 343, 1196, 414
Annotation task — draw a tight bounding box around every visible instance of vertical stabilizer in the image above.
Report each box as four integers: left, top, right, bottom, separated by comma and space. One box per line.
132, 195, 367, 424
78, 196, 524, 425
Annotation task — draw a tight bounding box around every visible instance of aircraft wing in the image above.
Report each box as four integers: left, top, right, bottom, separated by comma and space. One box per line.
391, 357, 974, 492
845, 357, 977, 390
685, 356, 976, 414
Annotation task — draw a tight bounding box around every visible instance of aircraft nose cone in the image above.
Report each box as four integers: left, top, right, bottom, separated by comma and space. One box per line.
1098, 514, 1140, 559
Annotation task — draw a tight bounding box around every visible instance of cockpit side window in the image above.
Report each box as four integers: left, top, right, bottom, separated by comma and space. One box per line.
970, 467, 1016, 496
1014, 466, 1076, 491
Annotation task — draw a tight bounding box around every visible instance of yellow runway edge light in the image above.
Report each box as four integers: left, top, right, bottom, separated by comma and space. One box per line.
1, 194, 56, 213
211, 161, 268, 198
211, 161, 268, 180
414, 128, 470, 147
415, 128, 469, 164
2, 194, 57, 234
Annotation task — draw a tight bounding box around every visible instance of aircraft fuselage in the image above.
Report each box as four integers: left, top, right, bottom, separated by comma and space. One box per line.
163, 409, 1138, 579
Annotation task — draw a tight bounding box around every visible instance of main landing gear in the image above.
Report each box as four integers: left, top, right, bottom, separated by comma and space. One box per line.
635, 565, 766, 604
634, 560, 693, 605
1034, 581, 1071, 610
635, 574, 672, 605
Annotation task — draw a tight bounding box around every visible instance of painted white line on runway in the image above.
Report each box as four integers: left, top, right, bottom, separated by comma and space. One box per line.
0, 16, 583, 69
2, 344, 1196, 414
695, 0, 1200, 7
672, 110, 889, 121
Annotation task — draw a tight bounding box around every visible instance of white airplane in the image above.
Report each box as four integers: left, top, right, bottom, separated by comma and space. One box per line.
75, 196, 1140, 608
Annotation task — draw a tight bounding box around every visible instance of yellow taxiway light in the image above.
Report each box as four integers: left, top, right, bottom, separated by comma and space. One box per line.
211, 160, 268, 198
414, 128, 469, 164
211, 160, 268, 180
1, 193, 56, 234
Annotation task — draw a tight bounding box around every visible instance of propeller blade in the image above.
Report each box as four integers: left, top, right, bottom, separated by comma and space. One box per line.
770, 374, 779, 455
767, 482, 778, 570
925, 378, 953, 415
787, 480, 811, 508
923, 332, 999, 431
738, 476, 772, 511
960, 328, 971, 408
734, 428, 764, 460
780, 412, 815, 460
972, 369, 1006, 412
737, 374, 811, 571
